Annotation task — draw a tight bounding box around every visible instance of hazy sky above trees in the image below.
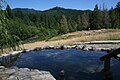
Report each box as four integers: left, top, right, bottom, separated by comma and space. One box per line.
6, 0, 120, 10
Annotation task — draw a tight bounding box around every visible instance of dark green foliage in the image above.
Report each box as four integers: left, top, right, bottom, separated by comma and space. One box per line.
6, 4, 13, 19
115, 2, 120, 28
0, 1, 120, 53
59, 15, 69, 34
90, 4, 102, 29
0, 9, 20, 52
116, 2, 120, 8
6, 19, 39, 40
76, 15, 83, 31
109, 7, 120, 28
101, 9, 110, 29
38, 28, 58, 40
81, 12, 90, 29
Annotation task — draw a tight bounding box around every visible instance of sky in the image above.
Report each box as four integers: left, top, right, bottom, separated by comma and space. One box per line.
6, 0, 120, 10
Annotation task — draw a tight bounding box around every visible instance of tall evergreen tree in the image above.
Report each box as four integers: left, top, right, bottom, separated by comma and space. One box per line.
101, 4, 110, 28
59, 15, 69, 34
6, 4, 13, 19
109, 7, 119, 28
115, 1, 120, 28
116, 1, 120, 9
90, 4, 102, 29
76, 15, 83, 31
81, 12, 89, 29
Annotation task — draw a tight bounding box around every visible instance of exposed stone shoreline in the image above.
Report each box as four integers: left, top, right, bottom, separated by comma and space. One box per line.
0, 41, 120, 80
0, 66, 56, 80
0, 41, 120, 67
23, 40, 119, 52
0, 51, 56, 80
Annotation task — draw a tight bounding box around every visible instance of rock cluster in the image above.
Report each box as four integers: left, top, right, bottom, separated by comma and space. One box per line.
29, 44, 118, 52
0, 66, 56, 80
0, 50, 56, 80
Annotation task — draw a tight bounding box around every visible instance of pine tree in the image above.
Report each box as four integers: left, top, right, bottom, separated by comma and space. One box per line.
81, 12, 89, 29
102, 4, 110, 28
76, 15, 83, 31
59, 15, 69, 34
116, 1, 120, 9
109, 7, 119, 28
68, 18, 73, 32
115, 2, 120, 28
6, 4, 13, 19
90, 4, 102, 29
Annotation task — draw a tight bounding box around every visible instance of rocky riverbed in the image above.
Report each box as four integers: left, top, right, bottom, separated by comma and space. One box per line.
0, 66, 56, 80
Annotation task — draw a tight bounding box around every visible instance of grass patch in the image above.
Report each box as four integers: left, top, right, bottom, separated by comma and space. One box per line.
11, 29, 120, 50
49, 29, 120, 42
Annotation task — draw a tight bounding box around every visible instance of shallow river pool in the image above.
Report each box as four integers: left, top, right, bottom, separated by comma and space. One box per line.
12, 49, 120, 80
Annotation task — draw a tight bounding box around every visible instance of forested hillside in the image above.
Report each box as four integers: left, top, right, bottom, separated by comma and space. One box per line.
0, 1, 120, 52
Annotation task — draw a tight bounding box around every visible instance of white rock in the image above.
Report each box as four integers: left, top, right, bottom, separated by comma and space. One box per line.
117, 54, 120, 58
9, 51, 22, 55
1, 54, 10, 57
0, 66, 5, 69
1, 68, 56, 80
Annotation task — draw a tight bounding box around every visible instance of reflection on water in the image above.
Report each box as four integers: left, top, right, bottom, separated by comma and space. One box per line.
12, 49, 120, 80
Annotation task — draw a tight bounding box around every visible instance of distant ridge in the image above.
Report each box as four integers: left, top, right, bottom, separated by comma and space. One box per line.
12, 8, 40, 13
12, 7, 92, 14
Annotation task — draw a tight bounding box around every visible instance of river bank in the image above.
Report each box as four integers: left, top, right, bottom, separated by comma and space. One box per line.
23, 40, 120, 52
0, 40, 120, 68
0, 41, 120, 80
23, 29, 120, 50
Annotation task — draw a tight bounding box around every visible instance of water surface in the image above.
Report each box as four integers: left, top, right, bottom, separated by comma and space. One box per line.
12, 49, 120, 80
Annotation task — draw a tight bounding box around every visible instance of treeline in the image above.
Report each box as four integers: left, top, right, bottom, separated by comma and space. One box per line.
0, 1, 120, 52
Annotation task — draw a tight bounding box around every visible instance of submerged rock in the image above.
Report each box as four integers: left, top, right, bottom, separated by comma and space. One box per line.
0, 67, 56, 80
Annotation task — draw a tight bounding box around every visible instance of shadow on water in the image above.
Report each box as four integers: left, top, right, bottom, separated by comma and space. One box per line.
0, 54, 20, 67
11, 49, 120, 80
